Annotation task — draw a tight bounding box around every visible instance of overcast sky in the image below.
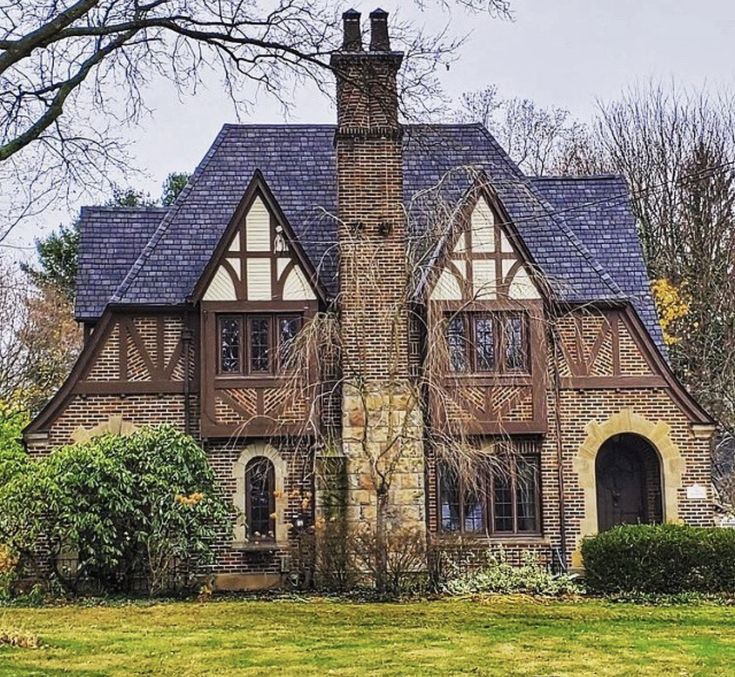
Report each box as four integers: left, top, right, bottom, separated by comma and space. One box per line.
7, 0, 735, 252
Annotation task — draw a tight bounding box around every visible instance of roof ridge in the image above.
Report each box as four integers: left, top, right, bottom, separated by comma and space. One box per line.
111, 125, 231, 304
80, 205, 169, 213
472, 126, 624, 299
531, 174, 626, 182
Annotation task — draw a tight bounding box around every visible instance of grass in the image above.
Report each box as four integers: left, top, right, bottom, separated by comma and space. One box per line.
0, 596, 734, 676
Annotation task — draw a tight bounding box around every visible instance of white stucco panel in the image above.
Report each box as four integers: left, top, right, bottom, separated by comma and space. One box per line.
430, 269, 463, 301
471, 198, 495, 252
246, 258, 271, 300
473, 259, 497, 299
203, 265, 237, 301
283, 265, 317, 301
245, 197, 271, 251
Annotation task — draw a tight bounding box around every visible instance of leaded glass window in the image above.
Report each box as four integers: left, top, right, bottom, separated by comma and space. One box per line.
444, 312, 528, 374
220, 316, 242, 373
474, 315, 495, 371
217, 314, 303, 376
446, 315, 469, 373
437, 449, 540, 536
249, 316, 270, 373
245, 457, 275, 540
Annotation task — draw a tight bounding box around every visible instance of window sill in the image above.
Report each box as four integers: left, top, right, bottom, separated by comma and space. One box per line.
433, 533, 549, 546
231, 541, 283, 552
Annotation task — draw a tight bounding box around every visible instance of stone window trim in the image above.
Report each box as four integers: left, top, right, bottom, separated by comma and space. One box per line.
232, 442, 288, 547
572, 408, 687, 568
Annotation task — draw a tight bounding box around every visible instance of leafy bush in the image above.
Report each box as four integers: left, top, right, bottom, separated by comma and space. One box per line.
0, 403, 30, 485
0, 425, 229, 595
442, 549, 581, 597
581, 524, 735, 594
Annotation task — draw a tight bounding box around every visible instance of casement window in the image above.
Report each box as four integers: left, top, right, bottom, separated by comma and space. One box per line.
218, 314, 301, 376
438, 452, 541, 535
245, 456, 276, 540
445, 312, 528, 374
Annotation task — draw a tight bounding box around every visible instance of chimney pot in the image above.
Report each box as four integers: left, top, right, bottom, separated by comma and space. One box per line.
369, 8, 390, 51
342, 9, 362, 51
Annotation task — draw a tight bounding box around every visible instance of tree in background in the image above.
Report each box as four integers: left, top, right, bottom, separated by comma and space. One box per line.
455, 86, 588, 175
0, 259, 81, 416
22, 172, 191, 304
456, 82, 735, 502
4, 171, 191, 419
0, 1, 512, 241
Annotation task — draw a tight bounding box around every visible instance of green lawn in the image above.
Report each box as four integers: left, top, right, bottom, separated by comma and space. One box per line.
1, 596, 734, 676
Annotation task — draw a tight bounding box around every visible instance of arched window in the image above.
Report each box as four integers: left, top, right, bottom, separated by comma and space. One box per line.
245, 457, 276, 540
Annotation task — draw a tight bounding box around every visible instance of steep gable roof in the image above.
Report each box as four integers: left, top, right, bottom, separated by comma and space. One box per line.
112, 125, 339, 310
531, 175, 664, 348
75, 124, 658, 350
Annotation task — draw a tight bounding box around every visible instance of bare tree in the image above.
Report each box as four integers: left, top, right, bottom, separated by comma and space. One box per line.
0, 256, 81, 413
0, 1, 512, 241
455, 86, 587, 175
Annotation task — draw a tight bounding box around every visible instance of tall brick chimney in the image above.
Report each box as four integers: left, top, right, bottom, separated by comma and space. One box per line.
331, 8, 406, 378
326, 10, 426, 536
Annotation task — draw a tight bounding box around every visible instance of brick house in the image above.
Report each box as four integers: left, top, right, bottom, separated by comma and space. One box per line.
25, 9, 716, 590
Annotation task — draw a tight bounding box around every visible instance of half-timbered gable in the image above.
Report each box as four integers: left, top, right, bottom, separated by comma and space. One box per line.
26, 310, 196, 452
194, 172, 324, 438
425, 190, 547, 434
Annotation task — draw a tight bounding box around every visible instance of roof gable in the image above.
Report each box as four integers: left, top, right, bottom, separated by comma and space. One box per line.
425, 185, 543, 304
193, 171, 325, 304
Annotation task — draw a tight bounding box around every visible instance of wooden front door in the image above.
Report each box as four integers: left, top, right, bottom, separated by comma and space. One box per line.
596, 437, 647, 532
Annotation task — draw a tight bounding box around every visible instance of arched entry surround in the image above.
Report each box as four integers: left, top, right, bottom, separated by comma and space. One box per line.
572, 409, 685, 566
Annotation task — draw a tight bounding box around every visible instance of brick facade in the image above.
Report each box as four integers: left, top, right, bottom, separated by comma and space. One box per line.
25, 10, 715, 588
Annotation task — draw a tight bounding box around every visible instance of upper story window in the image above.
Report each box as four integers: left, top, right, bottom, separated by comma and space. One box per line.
218, 313, 301, 376
445, 312, 528, 374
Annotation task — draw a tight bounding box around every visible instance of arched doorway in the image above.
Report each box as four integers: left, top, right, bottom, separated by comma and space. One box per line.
595, 433, 663, 532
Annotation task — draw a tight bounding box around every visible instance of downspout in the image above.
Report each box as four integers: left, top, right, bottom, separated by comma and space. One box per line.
182, 305, 193, 437
551, 323, 568, 571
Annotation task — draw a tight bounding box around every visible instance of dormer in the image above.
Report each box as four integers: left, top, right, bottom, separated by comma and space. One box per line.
194, 172, 325, 438
424, 189, 547, 434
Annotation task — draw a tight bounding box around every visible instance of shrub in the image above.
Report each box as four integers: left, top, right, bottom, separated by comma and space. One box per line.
0, 425, 230, 595
0, 403, 30, 485
581, 523, 735, 594
442, 549, 581, 597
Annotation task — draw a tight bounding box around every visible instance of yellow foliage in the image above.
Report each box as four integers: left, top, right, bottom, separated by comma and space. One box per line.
651, 278, 689, 346
0, 544, 18, 575
175, 492, 204, 507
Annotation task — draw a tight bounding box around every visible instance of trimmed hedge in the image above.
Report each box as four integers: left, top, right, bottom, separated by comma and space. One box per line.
582, 524, 735, 594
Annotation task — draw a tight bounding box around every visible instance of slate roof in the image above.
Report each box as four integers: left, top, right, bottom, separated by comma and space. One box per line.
531, 176, 664, 347
75, 123, 661, 350
76, 206, 168, 320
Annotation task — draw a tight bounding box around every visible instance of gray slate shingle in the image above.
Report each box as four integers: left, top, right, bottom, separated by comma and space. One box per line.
76, 206, 168, 320
75, 123, 660, 350
531, 175, 664, 348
